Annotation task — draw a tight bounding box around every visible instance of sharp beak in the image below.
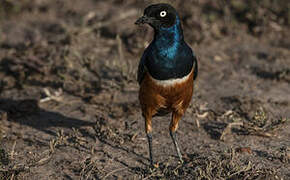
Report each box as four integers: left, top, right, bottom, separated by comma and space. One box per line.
135, 15, 153, 25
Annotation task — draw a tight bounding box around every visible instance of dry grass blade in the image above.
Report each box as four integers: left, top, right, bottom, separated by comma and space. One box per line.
34, 151, 54, 166
228, 161, 252, 178
242, 124, 275, 138
102, 167, 128, 180
9, 141, 16, 160
117, 35, 124, 62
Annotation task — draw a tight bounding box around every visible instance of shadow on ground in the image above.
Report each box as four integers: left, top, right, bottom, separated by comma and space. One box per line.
0, 98, 95, 136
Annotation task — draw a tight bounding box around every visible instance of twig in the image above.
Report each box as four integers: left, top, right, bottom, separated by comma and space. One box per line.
249, 131, 274, 138
220, 122, 243, 141
102, 167, 127, 180
34, 153, 54, 166
10, 173, 14, 180
195, 118, 200, 128
196, 112, 208, 119
39, 88, 63, 103
116, 35, 124, 62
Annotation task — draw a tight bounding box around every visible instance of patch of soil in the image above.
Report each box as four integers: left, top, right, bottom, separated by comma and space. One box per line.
0, 0, 289, 179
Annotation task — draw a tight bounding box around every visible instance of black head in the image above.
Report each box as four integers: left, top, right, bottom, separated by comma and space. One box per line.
135, 3, 178, 29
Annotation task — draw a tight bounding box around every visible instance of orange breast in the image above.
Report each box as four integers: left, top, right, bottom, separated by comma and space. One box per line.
139, 68, 195, 117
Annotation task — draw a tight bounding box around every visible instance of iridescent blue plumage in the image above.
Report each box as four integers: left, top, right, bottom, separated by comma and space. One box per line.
138, 14, 197, 83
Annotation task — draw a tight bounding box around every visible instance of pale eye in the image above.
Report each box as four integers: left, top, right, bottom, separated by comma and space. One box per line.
160, 11, 167, 17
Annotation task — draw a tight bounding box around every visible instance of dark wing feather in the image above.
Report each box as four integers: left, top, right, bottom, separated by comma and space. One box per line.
137, 49, 149, 84
193, 55, 198, 80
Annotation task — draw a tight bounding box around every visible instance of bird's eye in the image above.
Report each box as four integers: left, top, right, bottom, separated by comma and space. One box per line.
160, 11, 167, 17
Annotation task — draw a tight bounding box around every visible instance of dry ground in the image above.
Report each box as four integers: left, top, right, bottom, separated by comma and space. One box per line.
0, 0, 289, 179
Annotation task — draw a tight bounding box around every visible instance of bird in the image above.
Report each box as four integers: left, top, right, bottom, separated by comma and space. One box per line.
135, 3, 198, 168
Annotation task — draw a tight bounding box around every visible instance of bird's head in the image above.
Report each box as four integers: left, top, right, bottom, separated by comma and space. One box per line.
135, 3, 178, 29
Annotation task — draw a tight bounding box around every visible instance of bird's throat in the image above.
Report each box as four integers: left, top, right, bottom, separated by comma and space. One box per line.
153, 18, 183, 59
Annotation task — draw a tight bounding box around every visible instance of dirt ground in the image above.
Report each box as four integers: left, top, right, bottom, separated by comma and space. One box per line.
0, 0, 289, 179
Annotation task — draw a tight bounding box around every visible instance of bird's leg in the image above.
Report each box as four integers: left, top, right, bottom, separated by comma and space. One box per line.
146, 132, 153, 167
145, 115, 156, 168
170, 111, 183, 163
170, 131, 183, 162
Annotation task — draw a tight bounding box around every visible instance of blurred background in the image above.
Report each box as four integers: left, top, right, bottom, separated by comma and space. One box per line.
0, 0, 289, 179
